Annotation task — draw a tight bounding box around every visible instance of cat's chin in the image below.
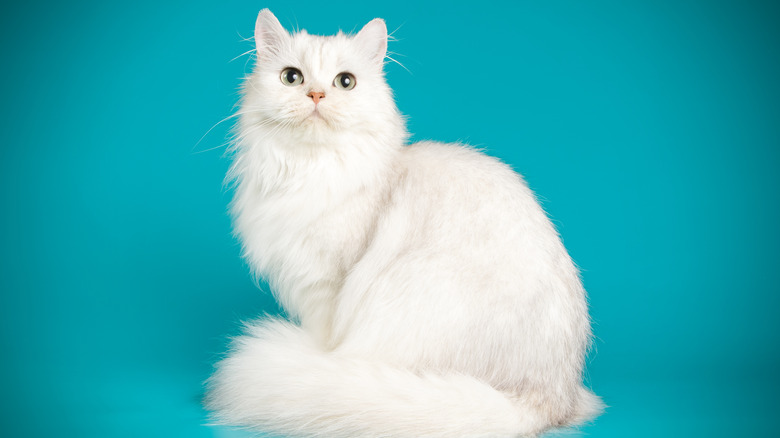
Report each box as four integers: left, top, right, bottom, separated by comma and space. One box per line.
276, 112, 342, 144
300, 110, 336, 130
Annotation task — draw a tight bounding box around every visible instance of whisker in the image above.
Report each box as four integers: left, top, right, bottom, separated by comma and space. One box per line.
230, 117, 286, 146
192, 142, 230, 155
236, 30, 254, 43
385, 52, 411, 74
192, 109, 264, 153
230, 47, 257, 63
388, 22, 406, 42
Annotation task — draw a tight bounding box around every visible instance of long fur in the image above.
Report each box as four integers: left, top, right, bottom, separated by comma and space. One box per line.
206, 9, 602, 437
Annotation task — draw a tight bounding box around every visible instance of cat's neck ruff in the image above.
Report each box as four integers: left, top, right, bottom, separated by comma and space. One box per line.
233, 121, 402, 202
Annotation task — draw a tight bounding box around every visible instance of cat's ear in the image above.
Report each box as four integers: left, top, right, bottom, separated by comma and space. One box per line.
255, 9, 288, 58
354, 18, 387, 66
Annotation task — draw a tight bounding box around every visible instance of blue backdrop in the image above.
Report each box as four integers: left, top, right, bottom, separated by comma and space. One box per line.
1, 0, 778, 436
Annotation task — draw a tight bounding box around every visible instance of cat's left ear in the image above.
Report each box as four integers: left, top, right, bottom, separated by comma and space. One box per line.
354, 18, 387, 66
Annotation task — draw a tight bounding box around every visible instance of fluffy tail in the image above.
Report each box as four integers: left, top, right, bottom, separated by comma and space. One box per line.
206, 319, 600, 438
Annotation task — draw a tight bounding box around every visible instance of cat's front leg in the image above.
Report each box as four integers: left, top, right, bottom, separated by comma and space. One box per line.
283, 280, 341, 347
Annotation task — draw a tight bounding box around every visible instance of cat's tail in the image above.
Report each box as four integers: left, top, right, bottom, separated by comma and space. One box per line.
205, 318, 601, 438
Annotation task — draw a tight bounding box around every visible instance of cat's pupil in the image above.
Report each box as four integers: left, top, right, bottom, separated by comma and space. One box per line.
286, 71, 299, 83
340, 76, 351, 88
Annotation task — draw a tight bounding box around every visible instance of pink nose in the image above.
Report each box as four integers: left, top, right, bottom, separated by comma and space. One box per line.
307, 91, 325, 104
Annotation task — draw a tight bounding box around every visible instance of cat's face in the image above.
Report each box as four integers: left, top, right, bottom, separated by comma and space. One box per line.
243, 10, 396, 142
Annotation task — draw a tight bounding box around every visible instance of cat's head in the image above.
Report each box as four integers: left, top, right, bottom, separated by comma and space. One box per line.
241, 9, 403, 146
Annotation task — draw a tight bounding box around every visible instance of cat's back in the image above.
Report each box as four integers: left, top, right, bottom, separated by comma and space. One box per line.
377, 140, 562, 268
394, 141, 544, 223
399, 141, 518, 185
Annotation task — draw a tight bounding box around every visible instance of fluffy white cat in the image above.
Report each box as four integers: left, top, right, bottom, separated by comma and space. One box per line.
206, 9, 602, 438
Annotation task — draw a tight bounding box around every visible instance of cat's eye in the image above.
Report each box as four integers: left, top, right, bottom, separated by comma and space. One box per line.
333, 72, 356, 90
280, 67, 304, 86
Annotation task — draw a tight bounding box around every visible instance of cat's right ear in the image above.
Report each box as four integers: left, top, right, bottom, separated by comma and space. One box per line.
255, 9, 288, 58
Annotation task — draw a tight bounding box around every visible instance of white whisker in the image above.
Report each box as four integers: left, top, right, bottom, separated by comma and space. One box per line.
192, 109, 264, 154
385, 52, 411, 74
230, 47, 257, 63
236, 30, 254, 43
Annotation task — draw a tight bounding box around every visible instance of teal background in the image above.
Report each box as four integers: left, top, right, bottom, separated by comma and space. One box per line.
1, 0, 778, 436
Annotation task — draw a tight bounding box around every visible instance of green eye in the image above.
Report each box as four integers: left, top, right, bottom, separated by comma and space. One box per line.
280, 67, 303, 86
333, 72, 356, 90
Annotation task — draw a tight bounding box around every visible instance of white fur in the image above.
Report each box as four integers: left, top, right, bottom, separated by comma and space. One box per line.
207, 9, 602, 437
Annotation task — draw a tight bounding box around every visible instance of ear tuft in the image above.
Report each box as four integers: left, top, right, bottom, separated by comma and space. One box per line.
354, 18, 388, 66
255, 9, 288, 57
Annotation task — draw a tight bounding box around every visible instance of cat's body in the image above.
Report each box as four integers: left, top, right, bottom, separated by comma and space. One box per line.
206, 10, 602, 437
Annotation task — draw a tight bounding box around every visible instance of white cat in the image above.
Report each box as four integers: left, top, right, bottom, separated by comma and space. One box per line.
206, 9, 602, 438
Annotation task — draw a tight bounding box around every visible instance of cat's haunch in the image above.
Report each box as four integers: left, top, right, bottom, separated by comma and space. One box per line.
205, 9, 602, 437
